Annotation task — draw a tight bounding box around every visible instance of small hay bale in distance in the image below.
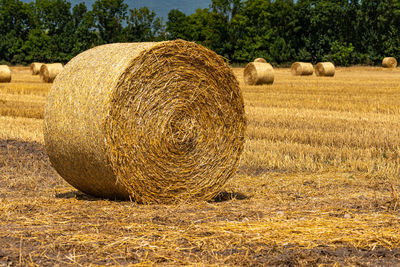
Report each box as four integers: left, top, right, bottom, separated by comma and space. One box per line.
315, 62, 335, 77
382, 57, 397, 68
40, 63, 63, 83
44, 40, 246, 204
244, 62, 274, 85
0, 65, 11, 83
254, 58, 267, 63
291, 62, 314, 76
30, 62, 44, 75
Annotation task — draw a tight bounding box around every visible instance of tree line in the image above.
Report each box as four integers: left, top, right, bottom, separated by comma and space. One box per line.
1, 0, 399, 66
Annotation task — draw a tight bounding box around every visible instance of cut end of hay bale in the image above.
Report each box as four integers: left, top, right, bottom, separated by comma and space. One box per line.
44, 40, 246, 204
40, 63, 63, 83
382, 57, 397, 68
30, 62, 44, 75
315, 62, 335, 77
244, 62, 274, 85
291, 62, 314, 76
0, 65, 11, 83
254, 58, 267, 63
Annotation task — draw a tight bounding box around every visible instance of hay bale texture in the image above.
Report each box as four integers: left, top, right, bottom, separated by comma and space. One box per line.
40, 63, 63, 83
244, 62, 274, 85
44, 40, 246, 204
315, 62, 335, 77
0, 65, 11, 83
30, 62, 43, 75
291, 62, 314, 76
254, 58, 267, 63
382, 57, 397, 68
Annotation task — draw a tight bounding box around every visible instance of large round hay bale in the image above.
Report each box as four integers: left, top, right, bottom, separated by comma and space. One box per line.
244, 62, 274, 85
291, 62, 314, 76
40, 63, 63, 83
30, 62, 44, 75
382, 57, 397, 68
254, 58, 267, 63
0, 65, 11, 83
315, 62, 335, 77
44, 40, 246, 204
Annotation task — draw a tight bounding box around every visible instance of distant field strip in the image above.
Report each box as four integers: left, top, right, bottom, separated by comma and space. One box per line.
1, 67, 400, 179
238, 68, 400, 179
0, 70, 49, 118
0, 93, 46, 119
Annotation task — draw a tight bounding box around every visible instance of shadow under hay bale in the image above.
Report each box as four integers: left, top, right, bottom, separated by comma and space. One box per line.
44, 40, 247, 204
315, 62, 335, 77
211, 191, 249, 202
40, 63, 63, 83
254, 58, 267, 63
30, 62, 43, 75
0, 65, 11, 83
55, 191, 103, 201
291, 62, 314, 76
382, 57, 397, 68
244, 62, 274, 85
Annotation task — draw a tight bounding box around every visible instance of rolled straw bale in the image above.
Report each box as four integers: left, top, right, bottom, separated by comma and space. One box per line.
244, 62, 274, 85
44, 40, 246, 204
254, 58, 267, 63
0, 65, 11, 83
291, 62, 314, 76
315, 62, 335, 77
382, 57, 397, 68
30, 62, 44, 75
40, 63, 63, 83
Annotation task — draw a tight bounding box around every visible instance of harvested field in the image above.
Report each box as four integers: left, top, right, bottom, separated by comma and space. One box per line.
1, 66, 400, 266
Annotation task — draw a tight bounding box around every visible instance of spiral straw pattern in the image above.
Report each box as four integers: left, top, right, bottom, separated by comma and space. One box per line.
44, 40, 246, 204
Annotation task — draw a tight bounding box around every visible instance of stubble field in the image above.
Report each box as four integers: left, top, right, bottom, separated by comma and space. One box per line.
0, 66, 400, 266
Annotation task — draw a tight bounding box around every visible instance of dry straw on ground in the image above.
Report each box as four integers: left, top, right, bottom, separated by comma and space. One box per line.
44, 40, 246, 204
382, 57, 397, 68
30, 62, 43, 75
243, 62, 274, 85
315, 62, 335, 77
254, 58, 267, 63
291, 62, 314, 76
40, 63, 63, 83
0, 65, 11, 83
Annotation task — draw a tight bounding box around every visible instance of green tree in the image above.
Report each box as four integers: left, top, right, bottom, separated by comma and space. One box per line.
0, 0, 33, 63
34, 0, 72, 35
124, 7, 161, 42
307, 0, 347, 62
166, 9, 189, 40
375, 0, 400, 61
211, 0, 241, 19
71, 3, 99, 55
267, 0, 296, 63
21, 28, 54, 62
324, 41, 354, 66
33, 0, 75, 62
92, 0, 127, 43
209, 0, 242, 58
230, 0, 274, 62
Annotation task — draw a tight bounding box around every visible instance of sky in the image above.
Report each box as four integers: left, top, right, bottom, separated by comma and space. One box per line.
132, 0, 210, 19
23, 0, 211, 20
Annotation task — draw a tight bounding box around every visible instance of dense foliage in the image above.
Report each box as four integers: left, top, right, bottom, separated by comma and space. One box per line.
1, 0, 399, 65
